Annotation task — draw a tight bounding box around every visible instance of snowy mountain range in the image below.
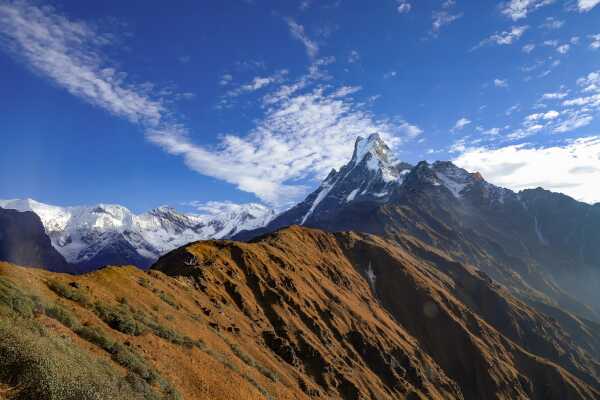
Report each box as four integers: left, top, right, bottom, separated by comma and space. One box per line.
0, 199, 275, 270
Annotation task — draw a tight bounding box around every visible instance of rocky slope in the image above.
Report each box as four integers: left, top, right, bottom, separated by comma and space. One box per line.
0, 199, 275, 271
2, 226, 599, 399
236, 135, 600, 321
0, 207, 71, 272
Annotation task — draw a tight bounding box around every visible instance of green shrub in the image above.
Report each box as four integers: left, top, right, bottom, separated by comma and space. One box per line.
158, 291, 180, 309
93, 302, 145, 336
45, 305, 79, 329
0, 277, 39, 318
47, 280, 89, 305
0, 318, 152, 400
75, 325, 115, 352
110, 343, 158, 384
137, 277, 151, 289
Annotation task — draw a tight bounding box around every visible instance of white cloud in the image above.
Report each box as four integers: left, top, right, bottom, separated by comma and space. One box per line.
452, 117, 471, 132
577, 71, 600, 92
578, 0, 600, 12
432, 10, 463, 33
0, 1, 165, 127
522, 43, 536, 53
553, 114, 593, 132
299, 0, 312, 11
152, 84, 420, 205
396, 0, 411, 13
348, 49, 360, 64
506, 104, 520, 115
540, 17, 564, 29
286, 18, 319, 59
225, 70, 288, 97
556, 44, 570, 54
454, 137, 600, 203
500, 0, 555, 20
220, 73, 233, 86
429, 0, 462, 35
483, 127, 501, 135
525, 110, 560, 121
384, 70, 397, 79
494, 78, 508, 88
398, 121, 423, 138
590, 34, 600, 49
474, 26, 528, 50
541, 90, 568, 100
0, 1, 421, 206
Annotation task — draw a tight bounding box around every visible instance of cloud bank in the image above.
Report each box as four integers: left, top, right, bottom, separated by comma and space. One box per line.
454, 137, 600, 203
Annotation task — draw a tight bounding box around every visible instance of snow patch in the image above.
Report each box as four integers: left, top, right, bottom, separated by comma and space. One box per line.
365, 261, 377, 291
346, 188, 359, 202
436, 172, 467, 198
301, 181, 336, 224
534, 216, 549, 246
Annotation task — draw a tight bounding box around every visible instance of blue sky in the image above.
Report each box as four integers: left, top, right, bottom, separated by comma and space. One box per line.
0, 0, 599, 212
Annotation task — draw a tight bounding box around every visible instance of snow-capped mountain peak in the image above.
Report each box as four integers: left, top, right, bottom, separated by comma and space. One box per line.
0, 199, 275, 269
291, 135, 413, 224
351, 133, 390, 164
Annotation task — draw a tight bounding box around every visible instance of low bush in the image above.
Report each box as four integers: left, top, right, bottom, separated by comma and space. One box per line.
0, 277, 39, 318
45, 304, 79, 329
47, 280, 89, 305
0, 318, 151, 400
137, 277, 151, 289
92, 302, 145, 336
158, 291, 180, 309
75, 325, 115, 352
111, 343, 158, 384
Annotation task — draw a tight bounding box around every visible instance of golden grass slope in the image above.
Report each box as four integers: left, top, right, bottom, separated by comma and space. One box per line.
0, 225, 599, 399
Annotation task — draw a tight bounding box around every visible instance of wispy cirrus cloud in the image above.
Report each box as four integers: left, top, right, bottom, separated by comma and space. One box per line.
286, 18, 319, 59
0, 1, 166, 126
500, 0, 555, 21
451, 117, 471, 132
430, 1, 462, 36
152, 82, 420, 205
494, 78, 509, 88
540, 17, 564, 30
0, 1, 421, 206
506, 71, 599, 140
472, 25, 528, 50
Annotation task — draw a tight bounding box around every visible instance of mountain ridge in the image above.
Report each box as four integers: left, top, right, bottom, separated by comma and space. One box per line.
235, 134, 600, 322
0, 198, 275, 271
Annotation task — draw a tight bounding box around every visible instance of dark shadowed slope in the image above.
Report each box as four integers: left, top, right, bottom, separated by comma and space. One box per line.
0, 207, 72, 273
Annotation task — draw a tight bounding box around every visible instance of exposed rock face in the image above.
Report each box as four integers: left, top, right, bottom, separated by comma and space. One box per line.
0, 207, 70, 272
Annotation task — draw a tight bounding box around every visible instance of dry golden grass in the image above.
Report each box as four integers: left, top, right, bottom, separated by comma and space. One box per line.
1, 225, 599, 399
